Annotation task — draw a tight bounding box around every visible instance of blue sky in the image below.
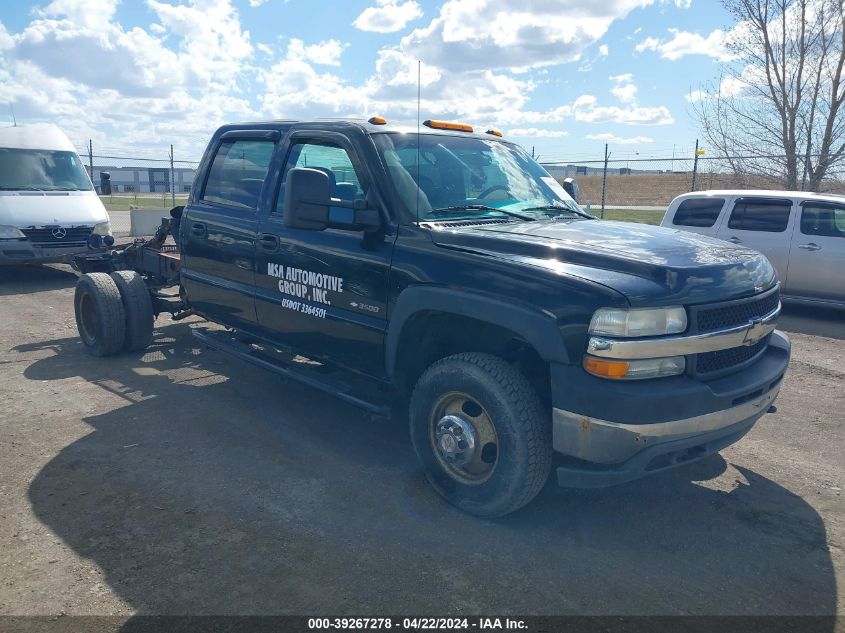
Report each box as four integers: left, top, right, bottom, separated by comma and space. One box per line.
0, 0, 736, 162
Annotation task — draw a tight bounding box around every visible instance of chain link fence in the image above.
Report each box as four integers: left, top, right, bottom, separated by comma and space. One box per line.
77, 139, 845, 234
75, 141, 200, 235
543, 146, 845, 224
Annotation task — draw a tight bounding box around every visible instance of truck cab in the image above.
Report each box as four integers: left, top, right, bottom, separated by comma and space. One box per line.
72, 118, 790, 517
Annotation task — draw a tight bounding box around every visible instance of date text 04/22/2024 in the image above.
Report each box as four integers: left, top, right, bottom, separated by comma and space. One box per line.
307, 618, 527, 630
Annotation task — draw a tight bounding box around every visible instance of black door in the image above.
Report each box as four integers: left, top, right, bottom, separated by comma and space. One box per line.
181, 134, 277, 329
254, 134, 394, 377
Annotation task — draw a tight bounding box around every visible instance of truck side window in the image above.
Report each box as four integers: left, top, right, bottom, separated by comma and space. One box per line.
801, 204, 845, 238
201, 140, 275, 211
672, 198, 725, 227
727, 200, 791, 232
275, 143, 365, 215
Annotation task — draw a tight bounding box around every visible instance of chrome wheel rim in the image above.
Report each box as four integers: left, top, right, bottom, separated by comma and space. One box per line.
429, 391, 498, 484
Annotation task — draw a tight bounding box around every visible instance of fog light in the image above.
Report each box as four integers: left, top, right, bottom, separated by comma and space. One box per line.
584, 355, 686, 380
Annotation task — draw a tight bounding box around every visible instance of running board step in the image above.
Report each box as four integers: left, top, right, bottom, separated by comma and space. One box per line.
192, 327, 392, 417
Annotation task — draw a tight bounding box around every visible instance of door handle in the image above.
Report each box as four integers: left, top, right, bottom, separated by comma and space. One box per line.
727, 236, 742, 244
798, 242, 822, 251
190, 222, 206, 237
259, 233, 279, 252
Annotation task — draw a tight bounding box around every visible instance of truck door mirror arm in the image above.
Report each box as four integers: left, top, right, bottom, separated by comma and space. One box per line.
284, 167, 382, 233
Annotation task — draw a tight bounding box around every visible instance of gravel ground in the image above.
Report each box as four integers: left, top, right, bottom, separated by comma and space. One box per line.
0, 263, 843, 619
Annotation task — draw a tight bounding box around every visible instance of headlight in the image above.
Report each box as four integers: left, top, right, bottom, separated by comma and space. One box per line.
0, 225, 25, 239
584, 355, 686, 380
92, 220, 111, 236
589, 306, 687, 338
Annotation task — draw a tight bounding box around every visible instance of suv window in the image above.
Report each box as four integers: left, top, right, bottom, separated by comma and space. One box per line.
801, 204, 845, 238
201, 140, 275, 210
275, 143, 365, 215
673, 197, 725, 227
727, 199, 792, 232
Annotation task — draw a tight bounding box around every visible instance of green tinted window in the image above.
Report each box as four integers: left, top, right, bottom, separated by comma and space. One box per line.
275, 143, 365, 215
202, 140, 275, 210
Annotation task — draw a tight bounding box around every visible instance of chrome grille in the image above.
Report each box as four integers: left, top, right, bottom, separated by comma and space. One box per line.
20, 227, 92, 247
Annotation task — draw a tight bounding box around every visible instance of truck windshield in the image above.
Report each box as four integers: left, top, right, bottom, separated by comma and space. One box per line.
373, 132, 588, 221
0, 149, 93, 191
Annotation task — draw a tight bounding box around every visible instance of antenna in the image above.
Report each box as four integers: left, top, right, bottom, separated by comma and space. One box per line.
416, 59, 421, 223
9, 103, 16, 127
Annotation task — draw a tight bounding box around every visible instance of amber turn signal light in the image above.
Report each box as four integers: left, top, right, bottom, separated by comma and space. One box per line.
583, 356, 630, 379
424, 119, 474, 133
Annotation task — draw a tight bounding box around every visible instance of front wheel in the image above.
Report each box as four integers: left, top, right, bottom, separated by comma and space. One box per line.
409, 353, 552, 518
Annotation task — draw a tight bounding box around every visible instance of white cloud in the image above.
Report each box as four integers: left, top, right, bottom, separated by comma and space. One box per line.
570, 95, 673, 125
146, 0, 253, 88
353, 0, 423, 34
635, 28, 735, 61
0, 0, 676, 159
685, 89, 706, 103
0, 0, 255, 157
401, 0, 656, 73
508, 128, 570, 138
286, 38, 347, 66
674, 0, 692, 7
611, 83, 638, 102
586, 133, 654, 144
609, 73, 637, 103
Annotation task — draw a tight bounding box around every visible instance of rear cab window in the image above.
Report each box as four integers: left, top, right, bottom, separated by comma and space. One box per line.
672, 197, 726, 227
201, 139, 276, 211
727, 198, 792, 232
800, 203, 845, 238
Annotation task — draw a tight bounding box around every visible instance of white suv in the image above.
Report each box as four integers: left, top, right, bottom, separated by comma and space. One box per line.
661, 190, 845, 309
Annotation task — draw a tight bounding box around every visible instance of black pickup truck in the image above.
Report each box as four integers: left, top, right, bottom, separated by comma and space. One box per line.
72, 118, 790, 517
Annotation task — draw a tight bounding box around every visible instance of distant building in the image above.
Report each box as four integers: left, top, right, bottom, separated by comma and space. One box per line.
90, 165, 196, 194
542, 164, 676, 178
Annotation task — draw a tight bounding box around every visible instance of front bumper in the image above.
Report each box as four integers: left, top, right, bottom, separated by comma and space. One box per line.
0, 240, 94, 265
552, 330, 790, 488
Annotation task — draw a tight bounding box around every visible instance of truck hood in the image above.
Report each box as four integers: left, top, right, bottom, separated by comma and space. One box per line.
0, 191, 108, 227
429, 219, 777, 305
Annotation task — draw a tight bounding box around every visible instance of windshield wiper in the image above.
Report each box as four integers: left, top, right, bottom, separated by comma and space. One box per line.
521, 204, 595, 220
429, 204, 536, 221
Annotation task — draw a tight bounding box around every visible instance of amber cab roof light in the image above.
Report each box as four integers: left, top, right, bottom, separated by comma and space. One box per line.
423, 119, 474, 133
485, 129, 503, 137
368, 116, 388, 125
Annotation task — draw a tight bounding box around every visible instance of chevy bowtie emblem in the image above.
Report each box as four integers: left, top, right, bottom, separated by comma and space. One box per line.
743, 318, 767, 346
51, 227, 67, 239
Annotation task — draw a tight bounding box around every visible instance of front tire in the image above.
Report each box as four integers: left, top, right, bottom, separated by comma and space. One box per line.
409, 353, 552, 518
74, 273, 126, 357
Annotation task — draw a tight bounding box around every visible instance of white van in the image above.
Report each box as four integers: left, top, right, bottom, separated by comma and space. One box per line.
0, 124, 111, 265
661, 190, 845, 309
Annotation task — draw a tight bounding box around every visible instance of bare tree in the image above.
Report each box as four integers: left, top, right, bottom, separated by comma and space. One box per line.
693, 0, 845, 191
